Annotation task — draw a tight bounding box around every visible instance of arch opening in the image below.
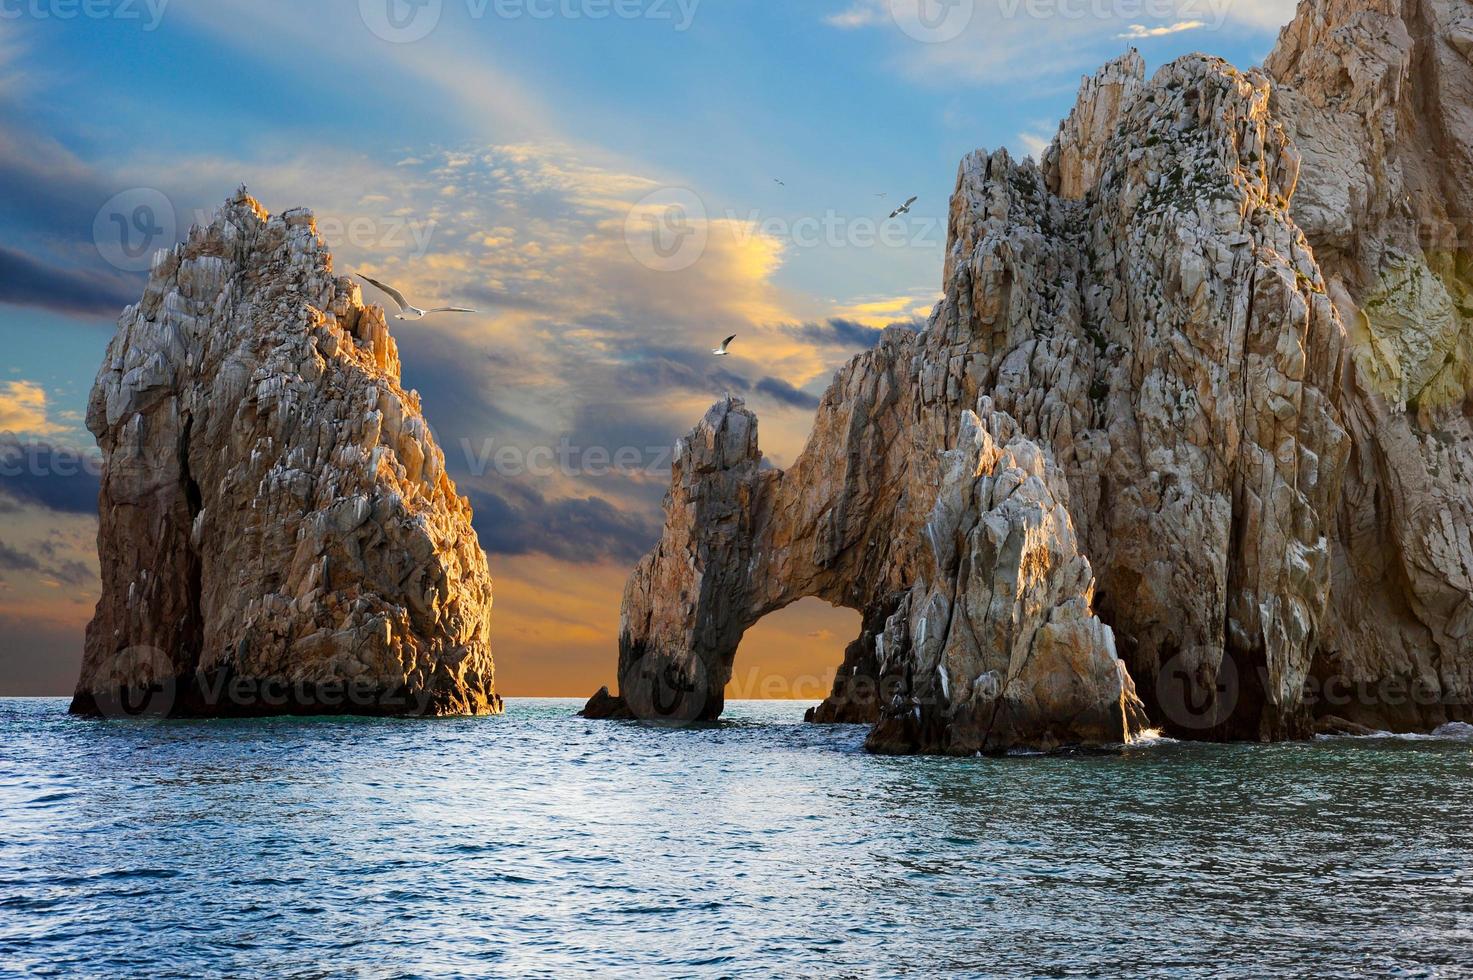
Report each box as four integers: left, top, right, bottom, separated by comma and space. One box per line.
723, 598, 861, 705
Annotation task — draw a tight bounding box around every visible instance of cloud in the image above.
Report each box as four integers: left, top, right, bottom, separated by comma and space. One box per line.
1018, 131, 1053, 159
0, 540, 41, 574
0, 440, 101, 514
826, 4, 882, 28
0, 126, 129, 244
791, 316, 921, 350
0, 123, 882, 585
829, 294, 935, 327
0, 245, 139, 317
1118, 20, 1205, 38
0, 382, 67, 438
754, 376, 822, 411
168, 1, 559, 142
469, 485, 660, 565
1222, 0, 1299, 30
823, 0, 1293, 83
0, 21, 26, 98
0, 534, 91, 589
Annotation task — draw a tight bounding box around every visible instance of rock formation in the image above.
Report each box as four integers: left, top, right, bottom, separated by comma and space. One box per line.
587, 0, 1472, 750
1265, 0, 1473, 732
72, 190, 500, 718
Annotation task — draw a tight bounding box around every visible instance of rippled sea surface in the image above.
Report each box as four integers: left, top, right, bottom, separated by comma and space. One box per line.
3, 698, 1472, 978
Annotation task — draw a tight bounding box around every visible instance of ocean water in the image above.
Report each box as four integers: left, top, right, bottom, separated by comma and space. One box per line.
2, 698, 1471, 979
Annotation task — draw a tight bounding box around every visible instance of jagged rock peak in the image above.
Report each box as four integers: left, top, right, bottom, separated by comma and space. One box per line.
73, 192, 500, 718
1043, 48, 1146, 199
588, 1, 1473, 751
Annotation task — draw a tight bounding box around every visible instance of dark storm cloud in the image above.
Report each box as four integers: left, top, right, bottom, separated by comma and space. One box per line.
0, 443, 101, 515
754, 376, 821, 411
469, 483, 659, 565
34, 537, 94, 587
0, 540, 42, 574
0, 125, 181, 318
606, 339, 754, 401
0, 245, 140, 317
0, 129, 117, 239
567, 402, 684, 460
390, 320, 553, 464
791, 317, 922, 349
0, 536, 93, 587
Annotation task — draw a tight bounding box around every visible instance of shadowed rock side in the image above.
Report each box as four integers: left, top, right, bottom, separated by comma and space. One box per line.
589, 0, 1473, 751
72, 190, 500, 718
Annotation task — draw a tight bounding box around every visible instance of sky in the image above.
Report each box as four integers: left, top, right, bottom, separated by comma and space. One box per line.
0, 0, 1298, 697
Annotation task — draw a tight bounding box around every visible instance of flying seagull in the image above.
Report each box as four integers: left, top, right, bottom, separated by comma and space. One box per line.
773, 177, 785, 186
888, 195, 918, 219
354, 273, 477, 321
712, 334, 736, 356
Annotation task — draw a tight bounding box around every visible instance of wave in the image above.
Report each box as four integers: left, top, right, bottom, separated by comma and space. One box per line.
1316, 721, 1473, 742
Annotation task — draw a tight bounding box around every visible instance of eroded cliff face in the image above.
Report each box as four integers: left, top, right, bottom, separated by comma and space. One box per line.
1266, 0, 1473, 731
590, 0, 1472, 751
73, 190, 500, 718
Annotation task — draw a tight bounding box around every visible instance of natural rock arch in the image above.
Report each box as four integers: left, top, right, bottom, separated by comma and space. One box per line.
587, 0, 1473, 751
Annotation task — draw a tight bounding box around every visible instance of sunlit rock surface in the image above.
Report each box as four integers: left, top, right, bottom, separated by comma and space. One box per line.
72, 190, 500, 718
587, 0, 1473, 751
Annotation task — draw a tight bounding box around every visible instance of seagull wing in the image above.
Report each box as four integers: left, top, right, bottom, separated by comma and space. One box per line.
355, 273, 409, 313
720, 334, 737, 350
427, 307, 478, 314
904, 195, 918, 208
888, 207, 901, 218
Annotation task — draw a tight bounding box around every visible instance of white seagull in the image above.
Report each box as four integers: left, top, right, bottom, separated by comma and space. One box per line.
712, 334, 737, 356
354, 273, 477, 321
888, 195, 918, 219
773, 177, 785, 186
